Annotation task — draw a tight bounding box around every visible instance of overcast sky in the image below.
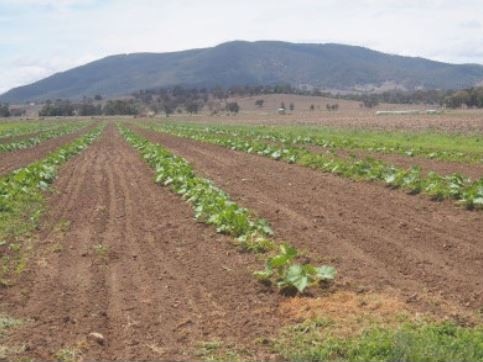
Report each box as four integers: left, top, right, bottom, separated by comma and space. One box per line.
1, 0, 483, 94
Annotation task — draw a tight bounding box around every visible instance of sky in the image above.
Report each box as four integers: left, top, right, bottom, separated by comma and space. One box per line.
1, 0, 483, 94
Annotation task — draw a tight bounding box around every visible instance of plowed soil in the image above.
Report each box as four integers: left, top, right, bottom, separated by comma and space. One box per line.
2, 124, 281, 361
133, 127, 483, 311
180, 110, 483, 133
0, 123, 96, 176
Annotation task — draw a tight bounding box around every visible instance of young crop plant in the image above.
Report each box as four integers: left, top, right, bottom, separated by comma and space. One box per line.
0, 126, 103, 282
154, 122, 483, 164
255, 243, 336, 293
149, 123, 483, 210
0, 121, 64, 139
0, 121, 91, 154
118, 125, 273, 252
119, 124, 336, 294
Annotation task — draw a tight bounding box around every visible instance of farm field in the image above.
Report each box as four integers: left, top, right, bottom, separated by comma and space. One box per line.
191, 95, 483, 133
0, 120, 97, 176
0, 116, 482, 361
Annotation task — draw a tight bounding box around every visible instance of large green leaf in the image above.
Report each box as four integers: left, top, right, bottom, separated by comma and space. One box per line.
314, 265, 337, 280
285, 264, 309, 293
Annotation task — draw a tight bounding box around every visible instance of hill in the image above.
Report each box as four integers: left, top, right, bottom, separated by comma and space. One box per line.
2, 40, 483, 102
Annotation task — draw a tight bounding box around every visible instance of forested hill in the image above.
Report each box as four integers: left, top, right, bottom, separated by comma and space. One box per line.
2, 40, 483, 102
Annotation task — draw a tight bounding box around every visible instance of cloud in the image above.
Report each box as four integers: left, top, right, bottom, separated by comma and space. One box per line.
0, 0, 97, 7
1, 0, 483, 95
460, 20, 482, 29
0, 54, 97, 94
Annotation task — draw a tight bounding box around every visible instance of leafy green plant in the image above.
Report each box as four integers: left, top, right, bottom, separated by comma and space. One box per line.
154, 122, 483, 164
255, 244, 336, 293
149, 123, 483, 210
119, 125, 274, 249
119, 125, 336, 294
0, 121, 65, 139
0, 121, 91, 154
0, 126, 103, 281
236, 233, 274, 253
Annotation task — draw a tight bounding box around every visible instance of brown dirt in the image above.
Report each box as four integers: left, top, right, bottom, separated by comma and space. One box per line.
133, 127, 483, 313
306, 145, 483, 180
165, 108, 483, 133
2, 124, 282, 361
0, 123, 96, 176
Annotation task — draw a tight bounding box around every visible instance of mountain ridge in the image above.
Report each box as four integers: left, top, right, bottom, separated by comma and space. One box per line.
2, 40, 483, 103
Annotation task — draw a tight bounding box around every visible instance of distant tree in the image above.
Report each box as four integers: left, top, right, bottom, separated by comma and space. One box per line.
212, 86, 227, 100
102, 100, 138, 115
274, 84, 293, 94
0, 103, 10, 117
77, 103, 102, 116
39, 100, 75, 116
444, 90, 470, 108
185, 101, 201, 114
289, 103, 295, 111
255, 99, 264, 107
94, 94, 103, 101
360, 95, 379, 108
225, 102, 240, 114
163, 103, 175, 117
326, 103, 339, 111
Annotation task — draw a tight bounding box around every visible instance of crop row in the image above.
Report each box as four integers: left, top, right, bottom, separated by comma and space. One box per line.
0, 121, 91, 154
156, 123, 482, 164
0, 126, 103, 282
0, 121, 71, 139
148, 123, 483, 210
119, 124, 336, 294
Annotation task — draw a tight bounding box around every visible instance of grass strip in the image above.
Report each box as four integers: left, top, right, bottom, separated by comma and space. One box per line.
275, 319, 483, 362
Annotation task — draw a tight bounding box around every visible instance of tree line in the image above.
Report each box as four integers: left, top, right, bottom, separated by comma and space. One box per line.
132, 84, 483, 109
38, 99, 138, 117
0, 103, 27, 117
3, 84, 483, 119
132, 86, 242, 116
0, 103, 10, 117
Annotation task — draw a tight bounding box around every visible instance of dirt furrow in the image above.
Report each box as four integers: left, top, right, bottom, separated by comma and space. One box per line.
2, 123, 281, 361
134, 127, 483, 311
0, 123, 97, 176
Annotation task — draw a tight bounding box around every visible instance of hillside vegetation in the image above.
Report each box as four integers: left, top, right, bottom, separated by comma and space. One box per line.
2, 41, 483, 102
